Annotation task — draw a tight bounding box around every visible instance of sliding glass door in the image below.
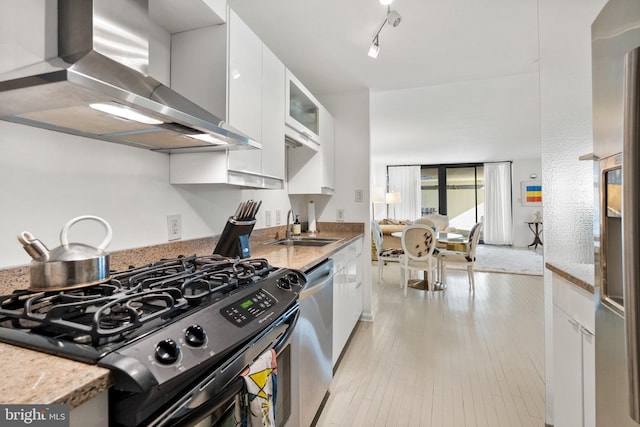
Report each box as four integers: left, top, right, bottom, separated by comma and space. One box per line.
447, 166, 484, 230
420, 164, 485, 232
420, 167, 439, 215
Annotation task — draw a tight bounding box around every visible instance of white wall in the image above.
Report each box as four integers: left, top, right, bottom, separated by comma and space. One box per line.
0, 121, 295, 268
512, 158, 543, 248
370, 72, 541, 167
538, 0, 608, 424
318, 90, 374, 321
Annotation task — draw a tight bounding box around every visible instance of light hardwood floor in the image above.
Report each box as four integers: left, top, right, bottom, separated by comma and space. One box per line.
316, 263, 545, 427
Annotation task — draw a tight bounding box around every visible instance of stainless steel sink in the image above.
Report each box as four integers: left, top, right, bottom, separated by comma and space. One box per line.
265, 237, 343, 247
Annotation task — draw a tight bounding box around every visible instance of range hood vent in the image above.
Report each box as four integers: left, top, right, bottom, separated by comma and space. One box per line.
0, 0, 260, 152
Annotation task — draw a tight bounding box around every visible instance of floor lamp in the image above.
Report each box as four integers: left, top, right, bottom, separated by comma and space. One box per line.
371, 186, 386, 219
386, 192, 401, 219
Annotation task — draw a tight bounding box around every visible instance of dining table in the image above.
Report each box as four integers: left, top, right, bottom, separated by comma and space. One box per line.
391, 230, 467, 291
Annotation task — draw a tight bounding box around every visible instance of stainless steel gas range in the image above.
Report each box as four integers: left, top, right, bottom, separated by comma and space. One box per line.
0, 255, 303, 426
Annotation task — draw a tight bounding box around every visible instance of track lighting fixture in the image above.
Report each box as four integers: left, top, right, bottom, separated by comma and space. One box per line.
368, 35, 380, 58
368, 6, 402, 58
386, 9, 401, 27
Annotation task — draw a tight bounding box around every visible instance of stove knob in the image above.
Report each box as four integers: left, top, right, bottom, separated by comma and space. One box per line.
277, 277, 291, 290
155, 339, 180, 364
185, 325, 206, 347
287, 273, 300, 285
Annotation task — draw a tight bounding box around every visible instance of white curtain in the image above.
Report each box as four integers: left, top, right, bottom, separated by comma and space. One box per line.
387, 166, 421, 220
483, 162, 513, 245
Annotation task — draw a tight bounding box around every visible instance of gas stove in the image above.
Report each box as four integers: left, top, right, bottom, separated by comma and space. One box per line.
0, 255, 304, 425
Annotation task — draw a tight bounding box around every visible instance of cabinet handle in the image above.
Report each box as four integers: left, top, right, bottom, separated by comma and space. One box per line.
568, 318, 580, 328
298, 131, 311, 141
301, 130, 316, 140
580, 325, 594, 337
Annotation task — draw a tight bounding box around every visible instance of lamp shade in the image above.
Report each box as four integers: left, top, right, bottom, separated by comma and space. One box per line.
385, 192, 401, 204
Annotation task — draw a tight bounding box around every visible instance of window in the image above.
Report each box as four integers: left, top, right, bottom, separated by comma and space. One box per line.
420, 163, 485, 232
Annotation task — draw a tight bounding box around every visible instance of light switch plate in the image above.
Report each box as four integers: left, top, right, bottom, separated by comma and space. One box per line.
336, 209, 345, 222
355, 189, 363, 203
265, 210, 272, 227
275, 210, 281, 225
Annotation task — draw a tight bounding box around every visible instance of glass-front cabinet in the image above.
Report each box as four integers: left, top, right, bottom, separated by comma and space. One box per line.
285, 69, 320, 150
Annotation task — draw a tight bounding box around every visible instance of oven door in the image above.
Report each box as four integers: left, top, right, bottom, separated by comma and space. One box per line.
146, 304, 299, 427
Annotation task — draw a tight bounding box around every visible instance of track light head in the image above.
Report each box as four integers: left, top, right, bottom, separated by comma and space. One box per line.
367, 4, 401, 58
368, 37, 380, 58
387, 9, 401, 27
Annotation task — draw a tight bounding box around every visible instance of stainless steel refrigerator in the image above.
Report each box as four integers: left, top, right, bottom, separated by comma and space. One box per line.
593, 0, 640, 425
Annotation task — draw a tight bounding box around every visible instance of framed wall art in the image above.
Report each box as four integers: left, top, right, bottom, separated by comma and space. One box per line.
521, 180, 542, 206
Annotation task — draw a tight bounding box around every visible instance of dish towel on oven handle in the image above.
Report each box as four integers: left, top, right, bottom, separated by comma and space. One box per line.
241, 348, 277, 427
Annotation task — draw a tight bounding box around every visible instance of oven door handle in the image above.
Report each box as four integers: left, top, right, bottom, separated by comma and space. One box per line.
274, 304, 299, 354
147, 304, 300, 427
181, 376, 245, 426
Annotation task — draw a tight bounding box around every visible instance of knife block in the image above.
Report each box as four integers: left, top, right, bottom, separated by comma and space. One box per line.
213, 217, 256, 258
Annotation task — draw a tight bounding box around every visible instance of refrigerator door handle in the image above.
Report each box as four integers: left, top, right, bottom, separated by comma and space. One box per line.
623, 46, 640, 424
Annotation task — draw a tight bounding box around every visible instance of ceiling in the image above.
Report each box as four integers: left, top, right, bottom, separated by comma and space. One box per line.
228, 0, 542, 165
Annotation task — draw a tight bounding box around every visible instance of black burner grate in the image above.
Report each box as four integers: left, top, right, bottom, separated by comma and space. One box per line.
0, 255, 275, 346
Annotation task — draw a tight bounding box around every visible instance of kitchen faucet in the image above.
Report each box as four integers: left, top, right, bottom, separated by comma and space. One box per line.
286, 210, 293, 240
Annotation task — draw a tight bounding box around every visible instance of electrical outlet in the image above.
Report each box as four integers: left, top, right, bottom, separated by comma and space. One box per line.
336, 209, 345, 222
265, 210, 272, 227
275, 210, 281, 225
167, 214, 181, 241
355, 189, 363, 203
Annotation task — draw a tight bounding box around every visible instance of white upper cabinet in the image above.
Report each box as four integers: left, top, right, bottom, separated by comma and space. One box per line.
226, 42, 285, 184
260, 45, 286, 180
170, 8, 261, 143
169, 6, 285, 188
320, 105, 335, 191
285, 69, 321, 151
287, 104, 335, 195
227, 8, 262, 142
150, 0, 226, 33
171, 25, 226, 119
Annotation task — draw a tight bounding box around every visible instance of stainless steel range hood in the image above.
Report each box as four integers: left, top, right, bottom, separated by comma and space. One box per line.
0, 0, 260, 152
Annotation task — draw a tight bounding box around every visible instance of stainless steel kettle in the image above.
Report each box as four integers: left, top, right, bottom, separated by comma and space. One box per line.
17, 215, 113, 291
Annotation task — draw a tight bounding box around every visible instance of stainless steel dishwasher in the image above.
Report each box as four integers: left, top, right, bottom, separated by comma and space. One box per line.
287, 258, 334, 427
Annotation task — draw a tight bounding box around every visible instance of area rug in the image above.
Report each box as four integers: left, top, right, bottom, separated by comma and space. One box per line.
446, 244, 543, 276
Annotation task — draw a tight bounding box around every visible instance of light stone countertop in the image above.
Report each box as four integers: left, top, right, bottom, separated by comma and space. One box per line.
0, 223, 364, 408
545, 262, 595, 294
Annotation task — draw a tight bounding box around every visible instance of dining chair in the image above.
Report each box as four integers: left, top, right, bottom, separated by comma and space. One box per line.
414, 217, 437, 230
414, 217, 446, 253
371, 220, 402, 286
437, 222, 483, 292
399, 224, 438, 297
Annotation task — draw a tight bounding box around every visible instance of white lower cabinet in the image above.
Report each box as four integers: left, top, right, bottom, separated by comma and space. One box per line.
70, 390, 108, 427
332, 238, 363, 367
552, 273, 595, 427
